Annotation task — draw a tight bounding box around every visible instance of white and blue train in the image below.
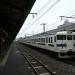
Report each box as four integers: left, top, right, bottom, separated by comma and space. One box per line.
19, 31, 75, 58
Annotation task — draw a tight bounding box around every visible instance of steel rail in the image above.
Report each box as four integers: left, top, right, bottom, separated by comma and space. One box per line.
20, 50, 55, 75
21, 53, 39, 75
29, 54, 55, 75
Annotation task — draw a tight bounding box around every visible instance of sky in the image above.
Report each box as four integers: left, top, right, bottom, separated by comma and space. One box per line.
16, 0, 75, 38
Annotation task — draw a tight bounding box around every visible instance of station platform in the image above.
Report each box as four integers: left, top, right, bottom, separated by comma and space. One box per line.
0, 42, 31, 75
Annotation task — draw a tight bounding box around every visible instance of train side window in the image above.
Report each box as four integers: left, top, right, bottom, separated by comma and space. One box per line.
67, 35, 72, 40
33, 39, 34, 42
42, 38, 43, 42
73, 35, 75, 40
51, 37, 52, 43
41, 38, 42, 42
38, 38, 39, 42
35, 39, 37, 42
49, 37, 50, 43
34, 39, 35, 42
54, 36, 56, 42
46, 37, 48, 43
32, 39, 33, 42
41, 38, 44, 42
43, 38, 45, 43
38, 38, 40, 42
37, 38, 38, 42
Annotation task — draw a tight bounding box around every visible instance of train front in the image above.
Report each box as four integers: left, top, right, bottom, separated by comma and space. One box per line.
56, 31, 75, 58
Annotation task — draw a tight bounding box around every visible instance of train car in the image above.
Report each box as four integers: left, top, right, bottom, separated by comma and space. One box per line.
55, 31, 75, 58
19, 31, 75, 58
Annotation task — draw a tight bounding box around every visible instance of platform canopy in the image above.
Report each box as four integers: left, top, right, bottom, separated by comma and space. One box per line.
0, 0, 36, 39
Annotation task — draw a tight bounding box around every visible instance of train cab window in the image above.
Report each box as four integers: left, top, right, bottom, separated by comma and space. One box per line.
67, 35, 72, 40
57, 35, 66, 40
73, 35, 75, 40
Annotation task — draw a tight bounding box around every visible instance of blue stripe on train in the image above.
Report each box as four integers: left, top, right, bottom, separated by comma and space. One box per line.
57, 44, 67, 47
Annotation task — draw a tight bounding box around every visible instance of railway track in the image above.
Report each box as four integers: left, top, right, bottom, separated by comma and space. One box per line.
20, 50, 55, 75
16, 43, 75, 75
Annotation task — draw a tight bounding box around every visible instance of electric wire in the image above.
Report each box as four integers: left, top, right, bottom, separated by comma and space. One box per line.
30, 0, 60, 26
36, 0, 52, 14
25, 0, 53, 28
25, 0, 75, 33
25, 0, 60, 31
24, 0, 75, 35
65, 9, 75, 16
46, 9, 75, 30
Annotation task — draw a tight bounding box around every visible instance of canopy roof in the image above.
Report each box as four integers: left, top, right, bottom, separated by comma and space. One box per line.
0, 0, 36, 39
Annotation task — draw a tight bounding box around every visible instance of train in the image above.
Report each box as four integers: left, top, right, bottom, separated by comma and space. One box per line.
19, 31, 75, 58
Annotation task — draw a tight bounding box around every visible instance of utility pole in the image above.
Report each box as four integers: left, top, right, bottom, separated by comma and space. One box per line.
40, 23, 47, 33
60, 16, 75, 21
29, 13, 37, 18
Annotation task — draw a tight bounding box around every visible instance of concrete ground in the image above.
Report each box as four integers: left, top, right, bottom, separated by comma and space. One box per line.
0, 42, 31, 75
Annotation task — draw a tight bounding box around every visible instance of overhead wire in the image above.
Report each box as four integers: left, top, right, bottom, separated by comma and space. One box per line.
31, 0, 60, 25
25, 0, 60, 31
36, 0, 52, 14
46, 20, 60, 30
25, 0, 75, 36
59, 9, 75, 21
18, 1, 75, 37
32, 2, 75, 33
65, 9, 75, 16
47, 9, 75, 30
25, 0, 53, 28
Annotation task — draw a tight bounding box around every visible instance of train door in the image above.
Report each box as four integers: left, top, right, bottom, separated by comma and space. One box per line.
67, 35, 73, 50
54, 36, 57, 49
73, 35, 75, 51
56, 35, 66, 51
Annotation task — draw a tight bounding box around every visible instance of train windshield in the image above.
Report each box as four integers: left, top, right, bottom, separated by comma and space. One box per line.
57, 35, 66, 40
67, 35, 72, 40
73, 35, 75, 40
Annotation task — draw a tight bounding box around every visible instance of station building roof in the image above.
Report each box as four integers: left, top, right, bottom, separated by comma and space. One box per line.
0, 0, 36, 39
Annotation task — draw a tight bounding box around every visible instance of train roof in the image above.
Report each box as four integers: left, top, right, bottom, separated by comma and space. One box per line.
56, 31, 75, 35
